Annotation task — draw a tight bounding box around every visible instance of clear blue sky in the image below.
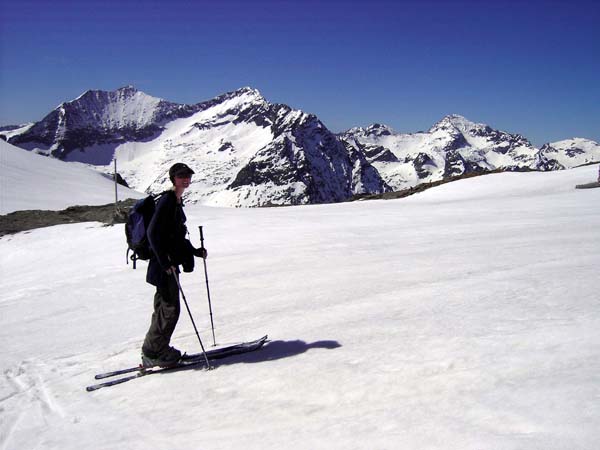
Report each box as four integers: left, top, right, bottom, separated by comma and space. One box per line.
1, 0, 598, 146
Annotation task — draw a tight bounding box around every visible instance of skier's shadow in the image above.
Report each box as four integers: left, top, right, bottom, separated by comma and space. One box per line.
199, 339, 342, 368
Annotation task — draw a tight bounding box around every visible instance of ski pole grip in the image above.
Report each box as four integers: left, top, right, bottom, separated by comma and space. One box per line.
199, 226, 205, 248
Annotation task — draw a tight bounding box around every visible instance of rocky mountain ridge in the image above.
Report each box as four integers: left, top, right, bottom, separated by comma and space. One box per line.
341, 114, 600, 191
4, 87, 599, 206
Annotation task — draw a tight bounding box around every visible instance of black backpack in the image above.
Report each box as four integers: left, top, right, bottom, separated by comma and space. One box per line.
125, 193, 165, 269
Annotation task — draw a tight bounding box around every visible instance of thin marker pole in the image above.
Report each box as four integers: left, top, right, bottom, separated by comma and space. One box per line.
114, 158, 118, 213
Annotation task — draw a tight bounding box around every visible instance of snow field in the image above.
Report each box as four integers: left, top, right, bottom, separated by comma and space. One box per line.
1, 164, 599, 449
0, 140, 143, 214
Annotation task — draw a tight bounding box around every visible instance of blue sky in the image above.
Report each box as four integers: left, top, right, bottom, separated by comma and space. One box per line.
1, 0, 598, 146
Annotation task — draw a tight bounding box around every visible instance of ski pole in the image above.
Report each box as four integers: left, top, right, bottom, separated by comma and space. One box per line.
199, 226, 217, 346
172, 272, 213, 370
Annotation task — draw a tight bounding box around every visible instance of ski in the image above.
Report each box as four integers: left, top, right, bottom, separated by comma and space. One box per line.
86, 357, 207, 392
86, 335, 268, 392
94, 335, 268, 380
576, 181, 600, 189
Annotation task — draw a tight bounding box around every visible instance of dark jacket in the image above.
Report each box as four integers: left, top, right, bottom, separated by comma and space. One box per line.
146, 190, 193, 287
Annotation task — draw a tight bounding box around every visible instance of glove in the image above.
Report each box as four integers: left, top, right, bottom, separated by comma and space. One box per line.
193, 246, 208, 259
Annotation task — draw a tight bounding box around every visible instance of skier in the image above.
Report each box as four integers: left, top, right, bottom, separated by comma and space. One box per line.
141, 162, 207, 368
597, 164, 600, 183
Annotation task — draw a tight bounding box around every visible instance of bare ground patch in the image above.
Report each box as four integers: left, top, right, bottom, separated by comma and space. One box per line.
0, 199, 138, 236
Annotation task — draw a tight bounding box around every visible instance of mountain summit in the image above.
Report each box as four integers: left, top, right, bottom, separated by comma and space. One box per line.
7, 86, 201, 164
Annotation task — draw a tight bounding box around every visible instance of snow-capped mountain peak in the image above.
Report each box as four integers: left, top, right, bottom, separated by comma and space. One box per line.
231, 86, 264, 100
208, 86, 267, 111
6, 86, 202, 164
343, 123, 396, 139
74, 84, 140, 101
429, 114, 475, 133
65, 85, 166, 129
364, 123, 395, 136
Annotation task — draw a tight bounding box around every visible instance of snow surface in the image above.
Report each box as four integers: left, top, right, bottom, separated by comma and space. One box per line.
0, 140, 143, 214
1, 160, 600, 449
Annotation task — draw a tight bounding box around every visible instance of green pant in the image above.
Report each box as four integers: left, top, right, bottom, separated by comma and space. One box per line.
142, 275, 181, 357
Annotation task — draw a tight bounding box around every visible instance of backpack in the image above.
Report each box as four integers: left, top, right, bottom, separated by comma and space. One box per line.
125, 193, 165, 269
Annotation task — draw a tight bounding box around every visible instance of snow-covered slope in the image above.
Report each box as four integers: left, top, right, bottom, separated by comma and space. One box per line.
1, 164, 599, 449
0, 140, 143, 214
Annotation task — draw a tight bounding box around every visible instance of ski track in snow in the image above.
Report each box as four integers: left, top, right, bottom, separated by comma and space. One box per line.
2, 360, 66, 450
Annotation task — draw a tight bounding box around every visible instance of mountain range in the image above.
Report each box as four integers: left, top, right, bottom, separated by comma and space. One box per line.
3, 86, 599, 207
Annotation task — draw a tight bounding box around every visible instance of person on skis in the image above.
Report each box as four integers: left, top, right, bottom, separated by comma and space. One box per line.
141, 162, 207, 367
